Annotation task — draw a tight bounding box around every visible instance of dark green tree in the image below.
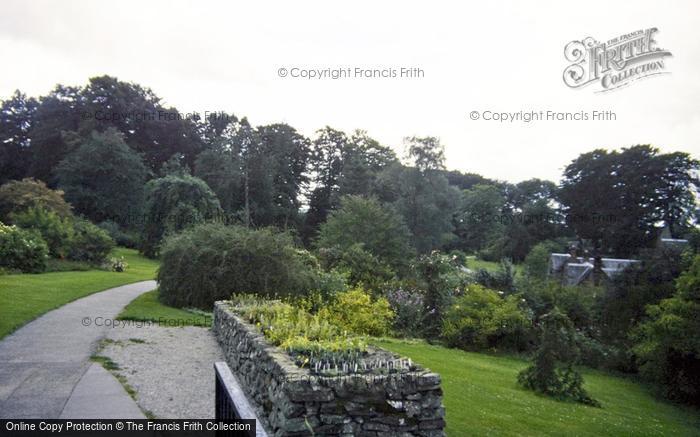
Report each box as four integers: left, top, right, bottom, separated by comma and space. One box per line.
559, 146, 698, 256
55, 129, 149, 226
0, 91, 38, 184
139, 174, 222, 257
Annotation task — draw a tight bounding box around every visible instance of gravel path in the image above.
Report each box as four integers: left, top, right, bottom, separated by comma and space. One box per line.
99, 324, 224, 419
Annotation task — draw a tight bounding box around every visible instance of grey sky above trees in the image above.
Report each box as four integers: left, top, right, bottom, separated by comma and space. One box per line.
0, 0, 698, 183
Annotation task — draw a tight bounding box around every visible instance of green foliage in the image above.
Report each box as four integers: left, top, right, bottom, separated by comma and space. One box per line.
67, 218, 115, 263
56, 128, 149, 226
0, 222, 48, 272
233, 298, 366, 372
454, 184, 505, 253
597, 246, 687, 346
385, 288, 427, 338
158, 224, 324, 309
319, 288, 394, 336
0, 178, 72, 221
518, 308, 600, 406
441, 284, 532, 351
0, 91, 37, 184
559, 145, 699, 256
471, 258, 516, 293
10, 207, 74, 258
317, 244, 395, 293
412, 251, 470, 337
633, 255, 700, 405
140, 173, 222, 257
98, 220, 138, 248
315, 195, 413, 271
523, 240, 565, 280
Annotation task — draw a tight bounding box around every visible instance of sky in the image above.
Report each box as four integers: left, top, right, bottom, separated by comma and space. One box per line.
1, 0, 699, 183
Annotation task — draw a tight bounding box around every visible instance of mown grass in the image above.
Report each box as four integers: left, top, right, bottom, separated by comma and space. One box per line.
465, 256, 524, 275
375, 338, 700, 437
117, 289, 212, 327
0, 247, 159, 339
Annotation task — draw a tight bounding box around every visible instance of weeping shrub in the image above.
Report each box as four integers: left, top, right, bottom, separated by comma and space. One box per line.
158, 223, 324, 309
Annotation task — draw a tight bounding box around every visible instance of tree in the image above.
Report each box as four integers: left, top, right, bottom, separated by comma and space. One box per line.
315, 195, 413, 271
304, 127, 349, 241
518, 308, 600, 406
254, 123, 310, 228
0, 91, 38, 184
28, 85, 84, 185
559, 146, 699, 256
634, 255, 700, 405
55, 128, 149, 226
454, 184, 505, 253
140, 174, 222, 257
0, 178, 73, 221
404, 136, 445, 172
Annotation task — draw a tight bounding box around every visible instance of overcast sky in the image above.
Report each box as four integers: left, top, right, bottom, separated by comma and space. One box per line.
1, 0, 698, 183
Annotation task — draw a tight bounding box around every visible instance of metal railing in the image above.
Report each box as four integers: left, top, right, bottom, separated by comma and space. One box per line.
214, 362, 268, 437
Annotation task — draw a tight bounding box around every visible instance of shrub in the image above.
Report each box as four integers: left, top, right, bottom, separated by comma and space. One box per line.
441, 284, 532, 351
386, 288, 427, 337
318, 244, 395, 294
633, 255, 700, 405
68, 219, 114, 263
518, 308, 600, 406
320, 288, 394, 336
412, 251, 470, 337
10, 207, 74, 258
472, 258, 516, 293
0, 223, 48, 272
0, 178, 72, 222
523, 240, 566, 280
98, 220, 138, 248
158, 224, 323, 309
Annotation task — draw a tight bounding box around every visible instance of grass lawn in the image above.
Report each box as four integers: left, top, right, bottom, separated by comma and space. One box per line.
117, 289, 211, 327
0, 247, 159, 339
465, 256, 524, 275
375, 338, 700, 437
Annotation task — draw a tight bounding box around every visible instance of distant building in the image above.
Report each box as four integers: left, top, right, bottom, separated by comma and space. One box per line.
549, 252, 640, 286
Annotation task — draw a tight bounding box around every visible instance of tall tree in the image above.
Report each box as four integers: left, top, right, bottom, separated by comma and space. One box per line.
55, 128, 149, 226
559, 145, 698, 256
0, 91, 38, 184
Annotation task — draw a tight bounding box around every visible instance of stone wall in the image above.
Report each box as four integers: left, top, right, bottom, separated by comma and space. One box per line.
213, 302, 446, 436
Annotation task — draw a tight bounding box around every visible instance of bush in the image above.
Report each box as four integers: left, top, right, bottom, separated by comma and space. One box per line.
441, 284, 532, 351
472, 258, 516, 293
0, 178, 72, 222
633, 255, 700, 405
158, 224, 323, 309
386, 288, 427, 337
319, 288, 394, 336
98, 220, 138, 248
523, 240, 565, 280
67, 219, 114, 263
518, 308, 600, 406
318, 244, 395, 294
10, 207, 74, 258
412, 251, 471, 337
0, 223, 48, 272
